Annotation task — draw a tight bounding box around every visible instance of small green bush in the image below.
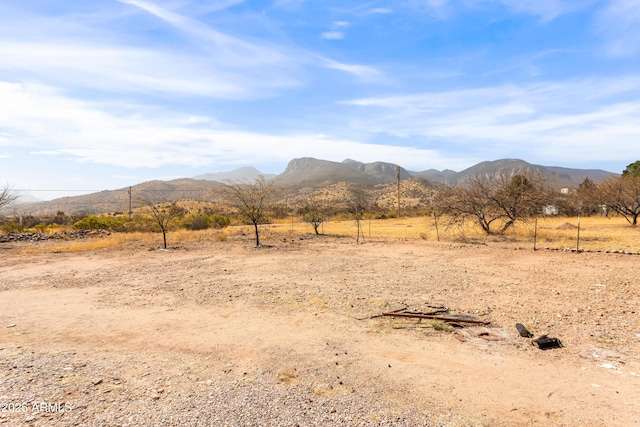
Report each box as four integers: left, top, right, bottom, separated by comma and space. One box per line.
210, 213, 230, 228
431, 320, 454, 332
1, 222, 23, 233
73, 215, 126, 231
181, 213, 230, 230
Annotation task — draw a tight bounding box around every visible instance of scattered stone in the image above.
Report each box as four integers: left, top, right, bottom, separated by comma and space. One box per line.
0, 230, 110, 243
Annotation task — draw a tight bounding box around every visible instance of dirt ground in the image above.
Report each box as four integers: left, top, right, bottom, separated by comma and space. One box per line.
1, 235, 639, 426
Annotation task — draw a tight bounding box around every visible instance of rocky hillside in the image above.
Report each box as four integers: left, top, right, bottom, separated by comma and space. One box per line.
277, 158, 413, 186
412, 159, 616, 187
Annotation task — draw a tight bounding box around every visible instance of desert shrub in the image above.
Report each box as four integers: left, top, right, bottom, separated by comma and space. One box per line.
1, 221, 23, 233
51, 212, 73, 226
34, 223, 49, 233
121, 215, 161, 233
181, 213, 209, 230
181, 213, 230, 230
190, 215, 210, 230
73, 215, 126, 231
18, 216, 40, 229
270, 203, 291, 219
210, 213, 230, 228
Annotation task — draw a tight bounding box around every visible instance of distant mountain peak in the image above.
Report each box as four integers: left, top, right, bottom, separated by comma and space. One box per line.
193, 167, 275, 182
277, 157, 412, 186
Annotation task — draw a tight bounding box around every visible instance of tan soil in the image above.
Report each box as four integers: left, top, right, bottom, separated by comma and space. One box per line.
1, 236, 639, 426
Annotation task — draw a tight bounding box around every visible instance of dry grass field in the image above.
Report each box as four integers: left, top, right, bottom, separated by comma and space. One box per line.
271, 215, 639, 253
12, 214, 639, 255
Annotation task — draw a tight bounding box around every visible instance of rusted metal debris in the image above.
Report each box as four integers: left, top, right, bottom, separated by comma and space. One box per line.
382, 311, 490, 325
532, 335, 563, 350
516, 324, 563, 350
515, 323, 534, 338
354, 304, 450, 321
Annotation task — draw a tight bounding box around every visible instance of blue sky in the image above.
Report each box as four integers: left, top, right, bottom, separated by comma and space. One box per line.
1, 0, 639, 200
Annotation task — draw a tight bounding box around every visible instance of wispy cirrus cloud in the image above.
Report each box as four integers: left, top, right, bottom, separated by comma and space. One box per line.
344, 76, 640, 164
596, 0, 640, 57
0, 0, 379, 106
118, 0, 292, 67
0, 42, 294, 99
320, 58, 379, 79
119, 0, 377, 78
465, 0, 590, 21
272, 0, 308, 10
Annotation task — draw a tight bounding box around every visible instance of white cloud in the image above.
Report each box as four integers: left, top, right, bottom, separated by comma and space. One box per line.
343, 77, 640, 164
194, 0, 245, 14
465, 0, 589, 21
320, 20, 350, 41
320, 58, 380, 79
596, 0, 640, 57
30, 151, 61, 156
272, 0, 307, 9
0, 2, 381, 107
321, 31, 345, 40
119, 0, 377, 79
119, 0, 294, 67
370, 8, 393, 14
426, 0, 449, 7
0, 81, 458, 171
0, 42, 285, 99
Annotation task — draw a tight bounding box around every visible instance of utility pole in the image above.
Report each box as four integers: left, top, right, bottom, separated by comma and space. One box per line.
397, 166, 401, 218
128, 186, 132, 221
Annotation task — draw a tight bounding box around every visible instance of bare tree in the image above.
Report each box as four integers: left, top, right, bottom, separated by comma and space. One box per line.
299, 196, 328, 235
0, 183, 19, 212
566, 177, 600, 215
140, 196, 184, 248
220, 176, 277, 246
434, 174, 548, 235
598, 175, 640, 226
346, 184, 371, 243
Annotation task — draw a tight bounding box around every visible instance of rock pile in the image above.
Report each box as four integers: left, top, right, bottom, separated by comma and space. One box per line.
0, 230, 110, 243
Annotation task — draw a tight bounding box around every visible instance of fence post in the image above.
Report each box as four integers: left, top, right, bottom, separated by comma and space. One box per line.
576, 215, 581, 252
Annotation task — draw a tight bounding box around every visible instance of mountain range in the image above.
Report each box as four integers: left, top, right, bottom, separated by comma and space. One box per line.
276, 157, 614, 187
11, 158, 617, 216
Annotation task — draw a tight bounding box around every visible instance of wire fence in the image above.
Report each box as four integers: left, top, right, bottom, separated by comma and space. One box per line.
262, 215, 640, 254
